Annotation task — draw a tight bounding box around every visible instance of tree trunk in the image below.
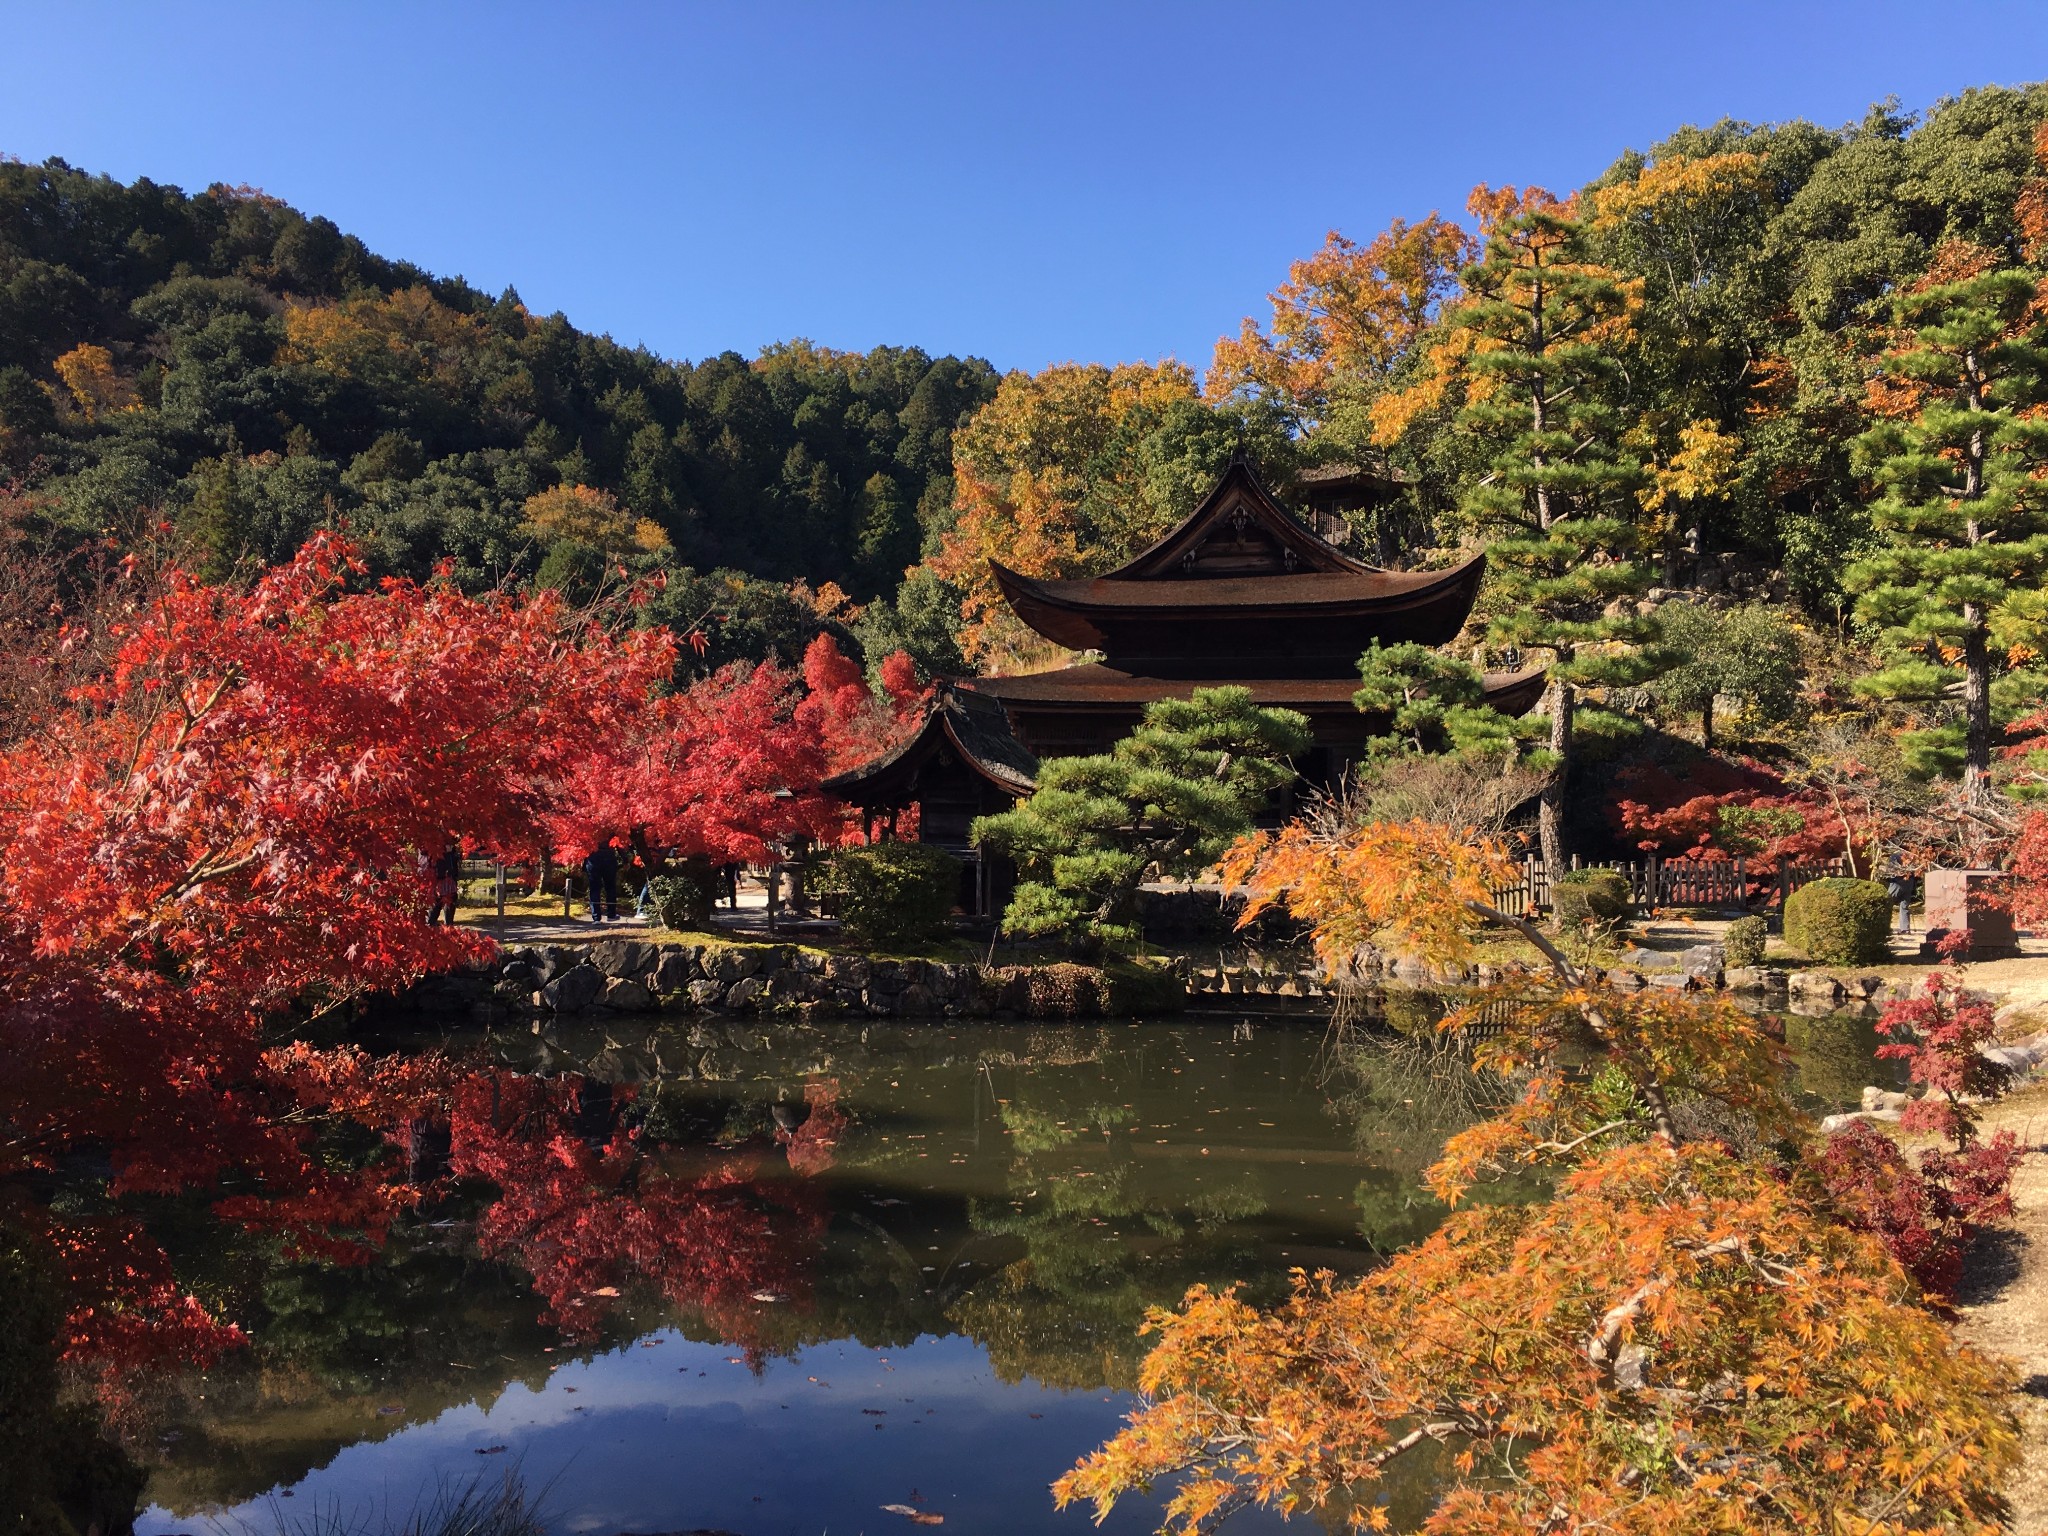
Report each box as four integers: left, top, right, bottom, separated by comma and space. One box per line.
1701, 697, 1715, 752
1964, 603, 1992, 798
1539, 679, 1573, 873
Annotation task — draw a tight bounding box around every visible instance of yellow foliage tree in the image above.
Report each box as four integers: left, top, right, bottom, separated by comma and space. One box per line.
51, 344, 138, 423
926, 360, 1202, 667
278, 286, 489, 394
1206, 218, 1474, 423
521, 484, 666, 557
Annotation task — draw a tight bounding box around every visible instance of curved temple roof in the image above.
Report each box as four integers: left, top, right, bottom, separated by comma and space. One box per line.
821, 684, 1039, 803
988, 557, 1487, 652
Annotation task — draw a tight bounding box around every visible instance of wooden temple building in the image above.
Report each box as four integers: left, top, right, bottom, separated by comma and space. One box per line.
822, 454, 1543, 914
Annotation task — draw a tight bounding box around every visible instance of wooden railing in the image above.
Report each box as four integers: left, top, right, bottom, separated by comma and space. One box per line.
1487, 855, 1850, 915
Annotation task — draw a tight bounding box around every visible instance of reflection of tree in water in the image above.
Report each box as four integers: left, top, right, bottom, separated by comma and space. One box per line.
450, 1069, 835, 1350
950, 1097, 1270, 1392
1784, 1013, 1890, 1113
1322, 1011, 1542, 1252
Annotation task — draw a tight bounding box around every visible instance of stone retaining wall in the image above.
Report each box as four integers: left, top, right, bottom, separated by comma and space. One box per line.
375, 940, 1196, 1022
376, 933, 1922, 1026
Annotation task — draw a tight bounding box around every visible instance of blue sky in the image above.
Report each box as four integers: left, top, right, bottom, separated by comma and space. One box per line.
5, 2, 2046, 374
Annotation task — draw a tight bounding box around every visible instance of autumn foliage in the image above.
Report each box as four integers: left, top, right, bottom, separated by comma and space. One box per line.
1064, 819, 2022, 1534
0, 534, 675, 1373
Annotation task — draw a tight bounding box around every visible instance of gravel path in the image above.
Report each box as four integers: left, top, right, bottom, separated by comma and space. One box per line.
1954, 1083, 2048, 1532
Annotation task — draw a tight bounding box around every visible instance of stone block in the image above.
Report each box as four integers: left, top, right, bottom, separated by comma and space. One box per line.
541, 963, 603, 1012
1923, 868, 2020, 959
653, 949, 699, 991
727, 976, 769, 1009
900, 983, 938, 1014
707, 947, 759, 984
1679, 942, 1725, 977
687, 979, 724, 1009
1724, 966, 1768, 991
824, 954, 872, 988
603, 978, 654, 1012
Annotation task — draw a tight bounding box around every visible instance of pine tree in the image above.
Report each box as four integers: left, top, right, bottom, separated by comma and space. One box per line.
1453, 192, 1659, 868
1846, 249, 2048, 792
972, 688, 1308, 953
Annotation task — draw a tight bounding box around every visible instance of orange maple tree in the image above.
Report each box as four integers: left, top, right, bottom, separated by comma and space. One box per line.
1206, 217, 1474, 423
1059, 819, 2019, 1534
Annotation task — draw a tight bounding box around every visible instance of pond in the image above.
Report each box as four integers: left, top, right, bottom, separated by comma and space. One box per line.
128, 1004, 1891, 1536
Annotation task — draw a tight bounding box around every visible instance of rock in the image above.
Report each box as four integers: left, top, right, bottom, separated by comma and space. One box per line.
532, 945, 573, 984
767, 969, 812, 1001
1645, 970, 1694, 990
687, 979, 724, 1009
589, 938, 653, 977
1612, 969, 1646, 990
900, 983, 938, 1014
1847, 974, 1884, 1000
1679, 942, 1725, 977
1724, 966, 1767, 991
1821, 1108, 1902, 1133
541, 963, 604, 1012
707, 947, 759, 985
824, 954, 872, 989
653, 948, 699, 991
1981, 1043, 2041, 1073
728, 976, 769, 1009
602, 978, 654, 1012
1788, 971, 1844, 1005
1862, 1086, 1913, 1113
499, 959, 535, 985
1613, 1342, 1650, 1392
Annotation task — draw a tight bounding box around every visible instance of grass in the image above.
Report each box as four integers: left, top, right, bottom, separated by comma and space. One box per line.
273, 1470, 545, 1536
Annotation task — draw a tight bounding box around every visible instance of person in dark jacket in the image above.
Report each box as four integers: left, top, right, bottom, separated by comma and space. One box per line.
428, 836, 462, 926
585, 837, 620, 922
1885, 863, 1920, 934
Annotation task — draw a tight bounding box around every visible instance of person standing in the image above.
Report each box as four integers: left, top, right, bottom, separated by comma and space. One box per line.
585, 836, 620, 923
428, 836, 462, 926
1884, 859, 1920, 935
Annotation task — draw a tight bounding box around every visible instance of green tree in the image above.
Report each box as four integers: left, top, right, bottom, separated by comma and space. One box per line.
1846, 250, 2048, 789
973, 687, 1309, 953
1352, 641, 1539, 761
1451, 191, 1660, 867
1648, 600, 1803, 748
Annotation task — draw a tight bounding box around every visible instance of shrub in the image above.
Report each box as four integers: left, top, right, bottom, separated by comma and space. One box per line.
817, 842, 961, 947
1723, 913, 1768, 968
1783, 877, 1892, 965
1550, 868, 1632, 935
647, 855, 720, 931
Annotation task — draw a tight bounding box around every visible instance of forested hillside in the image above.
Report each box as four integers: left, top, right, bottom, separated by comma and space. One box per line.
0, 157, 1002, 666
1198, 86, 2048, 611
7, 84, 2048, 687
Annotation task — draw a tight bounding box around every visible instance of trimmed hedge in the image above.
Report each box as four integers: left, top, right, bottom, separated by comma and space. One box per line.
1723, 914, 1768, 968
1552, 868, 1632, 934
817, 842, 962, 946
1783, 877, 1892, 965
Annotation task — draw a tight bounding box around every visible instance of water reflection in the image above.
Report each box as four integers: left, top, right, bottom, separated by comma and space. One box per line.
133, 1018, 1379, 1532
125, 1003, 1891, 1534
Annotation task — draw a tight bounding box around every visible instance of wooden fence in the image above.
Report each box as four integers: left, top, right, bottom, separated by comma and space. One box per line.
1487, 855, 1850, 916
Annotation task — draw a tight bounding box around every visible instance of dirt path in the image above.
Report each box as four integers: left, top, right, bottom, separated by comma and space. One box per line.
1954, 1083, 2048, 1532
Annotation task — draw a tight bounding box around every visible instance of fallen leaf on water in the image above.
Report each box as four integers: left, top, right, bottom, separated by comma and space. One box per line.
375, 1404, 403, 1416
474, 1445, 508, 1456
881, 1506, 944, 1525
751, 1290, 786, 1302
588, 1285, 620, 1298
